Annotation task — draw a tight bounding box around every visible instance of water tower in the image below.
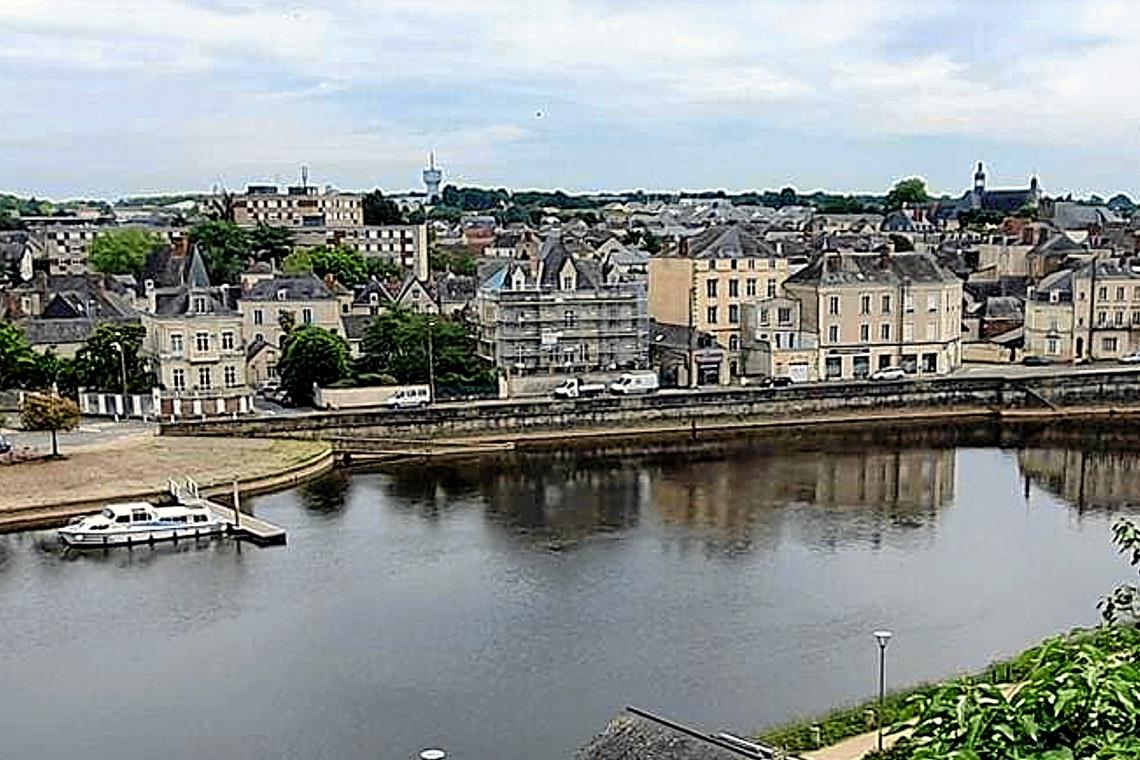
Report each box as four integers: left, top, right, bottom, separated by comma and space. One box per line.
422, 152, 442, 204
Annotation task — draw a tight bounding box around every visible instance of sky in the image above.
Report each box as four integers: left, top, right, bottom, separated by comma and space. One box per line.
4, 0, 1140, 200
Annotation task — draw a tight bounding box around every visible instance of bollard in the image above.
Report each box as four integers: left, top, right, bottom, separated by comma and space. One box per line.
864, 707, 877, 730
810, 725, 822, 748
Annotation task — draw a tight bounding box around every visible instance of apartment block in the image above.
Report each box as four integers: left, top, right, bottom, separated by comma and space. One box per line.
233, 185, 363, 228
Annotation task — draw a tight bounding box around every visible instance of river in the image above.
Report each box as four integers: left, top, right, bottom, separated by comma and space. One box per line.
0, 442, 1136, 759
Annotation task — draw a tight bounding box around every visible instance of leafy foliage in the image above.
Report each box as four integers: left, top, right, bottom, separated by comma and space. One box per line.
885, 178, 930, 211
429, 245, 477, 276
283, 245, 368, 287
355, 308, 495, 397
88, 227, 163, 276
189, 221, 250, 285
73, 323, 153, 393
0, 321, 36, 390
1100, 519, 1140, 624
247, 223, 294, 262
20, 392, 80, 457
362, 190, 407, 225
277, 326, 349, 406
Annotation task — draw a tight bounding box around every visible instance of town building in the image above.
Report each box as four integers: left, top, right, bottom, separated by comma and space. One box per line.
294, 224, 430, 278
475, 237, 648, 375
140, 247, 252, 417
1026, 257, 1140, 362
648, 224, 802, 379
780, 249, 963, 380
238, 274, 348, 350
232, 184, 363, 228
1, 272, 139, 357
740, 297, 820, 382
936, 162, 1041, 222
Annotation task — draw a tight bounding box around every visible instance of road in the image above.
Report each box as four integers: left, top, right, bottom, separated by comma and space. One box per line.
0, 418, 155, 454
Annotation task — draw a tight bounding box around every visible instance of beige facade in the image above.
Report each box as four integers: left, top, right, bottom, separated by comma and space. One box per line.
783, 252, 963, 380
740, 299, 820, 381
239, 278, 345, 349
1028, 258, 1140, 362
233, 186, 363, 228
1024, 270, 1075, 361
142, 309, 251, 416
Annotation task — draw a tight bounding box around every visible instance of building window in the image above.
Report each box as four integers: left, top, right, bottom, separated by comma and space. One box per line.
1133, 286, 1140, 301
860, 324, 869, 342
562, 276, 574, 291
881, 295, 892, 314
172, 369, 185, 391
825, 356, 842, 379
729, 335, 739, 350
253, 309, 264, 326
221, 332, 234, 351
707, 306, 718, 324
729, 280, 739, 298
746, 279, 757, 297
1098, 286, 1108, 300
707, 279, 718, 298
926, 322, 937, 341
729, 305, 739, 324
767, 279, 777, 298
759, 308, 770, 326
1117, 287, 1126, 301
860, 294, 871, 315
881, 323, 891, 341
828, 324, 839, 343
1103, 337, 1118, 352
1047, 337, 1060, 355
195, 332, 209, 352
922, 353, 937, 373
904, 293, 914, 313
926, 294, 939, 312
1098, 311, 1108, 326
1116, 311, 1124, 326
563, 311, 577, 328
748, 259, 756, 270
194, 296, 207, 314
903, 322, 914, 342
198, 367, 212, 390
828, 296, 840, 315
224, 366, 237, 388
170, 333, 183, 354
730, 259, 738, 270
302, 308, 313, 325
1132, 312, 1140, 326
777, 307, 791, 325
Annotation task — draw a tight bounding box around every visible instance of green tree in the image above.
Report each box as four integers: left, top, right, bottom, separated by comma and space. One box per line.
641, 230, 662, 255
74, 323, 152, 393
88, 227, 163, 277
26, 350, 78, 397
885, 178, 930, 211
429, 245, 477, 276
308, 245, 368, 287
20, 392, 80, 458
281, 249, 312, 276
362, 190, 406, 225
190, 221, 250, 285
0, 321, 36, 389
366, 258, 404, 281
888, 234, 915, 252
247, 223, 294, 262
1100, 519, 1140, 624
277, 326, 349, 405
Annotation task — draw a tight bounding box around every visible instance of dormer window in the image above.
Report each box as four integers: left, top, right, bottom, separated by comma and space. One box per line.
193, 296, 207, 314
277, 288, 287, 301
1050, 290, 1060, 304
369, 292, 379, 305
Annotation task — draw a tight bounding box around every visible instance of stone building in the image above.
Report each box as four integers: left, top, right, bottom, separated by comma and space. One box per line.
1026, 256, 1140, 361
475, 237, 648, 375
232, 184, 362, 228
782, 250, 963, 380
238, 274, 349, 349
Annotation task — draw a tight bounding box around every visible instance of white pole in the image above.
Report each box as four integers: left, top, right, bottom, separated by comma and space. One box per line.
232, 480, 241, 530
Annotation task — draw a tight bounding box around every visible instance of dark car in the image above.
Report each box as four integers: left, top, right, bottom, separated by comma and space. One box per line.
1021, 355, 1052, 366
0, 436, 11, 455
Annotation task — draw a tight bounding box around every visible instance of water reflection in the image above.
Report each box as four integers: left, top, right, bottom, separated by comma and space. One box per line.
298, 469, 352, 515
1020, 448, 1140, 511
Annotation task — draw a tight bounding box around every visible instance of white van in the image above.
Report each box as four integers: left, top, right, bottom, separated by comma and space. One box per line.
385, 385, 432, 409
609, 371, 660, 395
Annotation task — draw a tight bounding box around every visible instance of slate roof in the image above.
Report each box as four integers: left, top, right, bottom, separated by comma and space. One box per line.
246, 336, 276, 361
341, 314, 376, 341
984, 296, 1024, 321
1031, 268, 1074, 302
23, 318, 100, 346
786, 251, 959, 288
1050, 202, 1122, 231
685, 224, 777, 259
154, 288, 237, 316
244, 275, 336, 302
577, 709, 766, 760
436, 274, 477, 304
352, 278, 395, 306
537, 237, 602, 290
1029, 233, 1087, 258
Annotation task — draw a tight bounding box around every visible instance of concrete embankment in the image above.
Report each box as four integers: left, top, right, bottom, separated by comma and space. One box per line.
160, 370, 1140, 458
0, 437, 333, 532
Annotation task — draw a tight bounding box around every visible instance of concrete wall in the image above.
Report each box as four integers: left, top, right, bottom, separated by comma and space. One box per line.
162, 369, 1140, 441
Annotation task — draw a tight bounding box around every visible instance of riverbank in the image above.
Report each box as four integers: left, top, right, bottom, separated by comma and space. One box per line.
0, 435, 333, 531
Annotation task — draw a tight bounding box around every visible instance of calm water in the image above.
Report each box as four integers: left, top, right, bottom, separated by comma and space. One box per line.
1, 444, 1138, 760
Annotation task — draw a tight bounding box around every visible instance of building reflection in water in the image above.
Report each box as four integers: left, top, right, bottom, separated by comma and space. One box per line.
383, 447, 957, 553
1018, 448, 1140, 512
651, 448, 956, 553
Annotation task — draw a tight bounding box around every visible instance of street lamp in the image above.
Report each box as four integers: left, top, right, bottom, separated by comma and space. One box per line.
874, 629, 893, 752
111, 341, 128, 419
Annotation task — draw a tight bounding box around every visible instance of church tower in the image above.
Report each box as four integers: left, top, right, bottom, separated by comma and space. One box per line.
971, 161, 986, 209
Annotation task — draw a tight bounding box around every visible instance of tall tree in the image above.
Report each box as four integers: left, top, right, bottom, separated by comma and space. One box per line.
189, 221, 250, 285
356, 309, 494, 394
20, 392, 80, 458
88, 228, 163, 277
885, 177, 930, 211
277, 326, 349, 405
74, 323, 152, 393
362, 190, 406, 225
248, 223, 294, 262
0, 321, 36, 390
301, 245, 368, 287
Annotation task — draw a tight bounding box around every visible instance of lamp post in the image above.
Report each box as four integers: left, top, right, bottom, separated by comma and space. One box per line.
426, 317, 436, 403
111, 341, 128, 419
874, 629, 893, 752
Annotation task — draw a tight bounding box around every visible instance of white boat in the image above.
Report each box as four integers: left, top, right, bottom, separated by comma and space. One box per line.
58, 501, 227, 548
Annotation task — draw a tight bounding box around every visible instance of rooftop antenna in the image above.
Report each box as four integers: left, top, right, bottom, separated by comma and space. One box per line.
301, 164, 309, 189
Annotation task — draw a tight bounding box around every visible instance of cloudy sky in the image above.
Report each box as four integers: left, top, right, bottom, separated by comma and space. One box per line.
4, 0, 1140, 200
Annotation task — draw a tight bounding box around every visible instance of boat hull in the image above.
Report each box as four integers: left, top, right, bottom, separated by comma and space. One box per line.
58, 523, 227, 549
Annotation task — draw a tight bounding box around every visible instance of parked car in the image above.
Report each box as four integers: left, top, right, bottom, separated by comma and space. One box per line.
0, 436, 11, 455
759, 376, 794, 388
552, 377, 607, 400
1021, 355, 1052, 366
609, 371, 660, 395
385, 385, 432, 409
869, 366, 906, 382
1120, 352, 1140, 364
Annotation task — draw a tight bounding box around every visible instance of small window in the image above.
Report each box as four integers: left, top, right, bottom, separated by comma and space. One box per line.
196, 332, 209, 352
221, 332, 235, 350
881, 295, 892, 314
729, 280, 739, 298
707, 306, 718, 324
828, 324, 839, 343
746, 279, 757, 297
828, 296, 840, 315
707, 279, 718, 298
254, 309, 264, 326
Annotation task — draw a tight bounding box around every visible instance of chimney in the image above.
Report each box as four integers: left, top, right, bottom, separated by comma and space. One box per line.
678, 237, 689, 258
145, 278, 156, 313
775, 241, 784, 256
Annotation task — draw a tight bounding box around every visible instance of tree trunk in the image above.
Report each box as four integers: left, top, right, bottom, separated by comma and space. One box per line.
51, 429, 58, 458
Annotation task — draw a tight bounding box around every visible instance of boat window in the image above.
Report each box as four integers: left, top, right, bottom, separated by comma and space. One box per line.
132, 512, 150, 522
116, 515, 131, 524
90, 524, 108, 531
102, 508, 114, 519
193, 514, 209, 523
